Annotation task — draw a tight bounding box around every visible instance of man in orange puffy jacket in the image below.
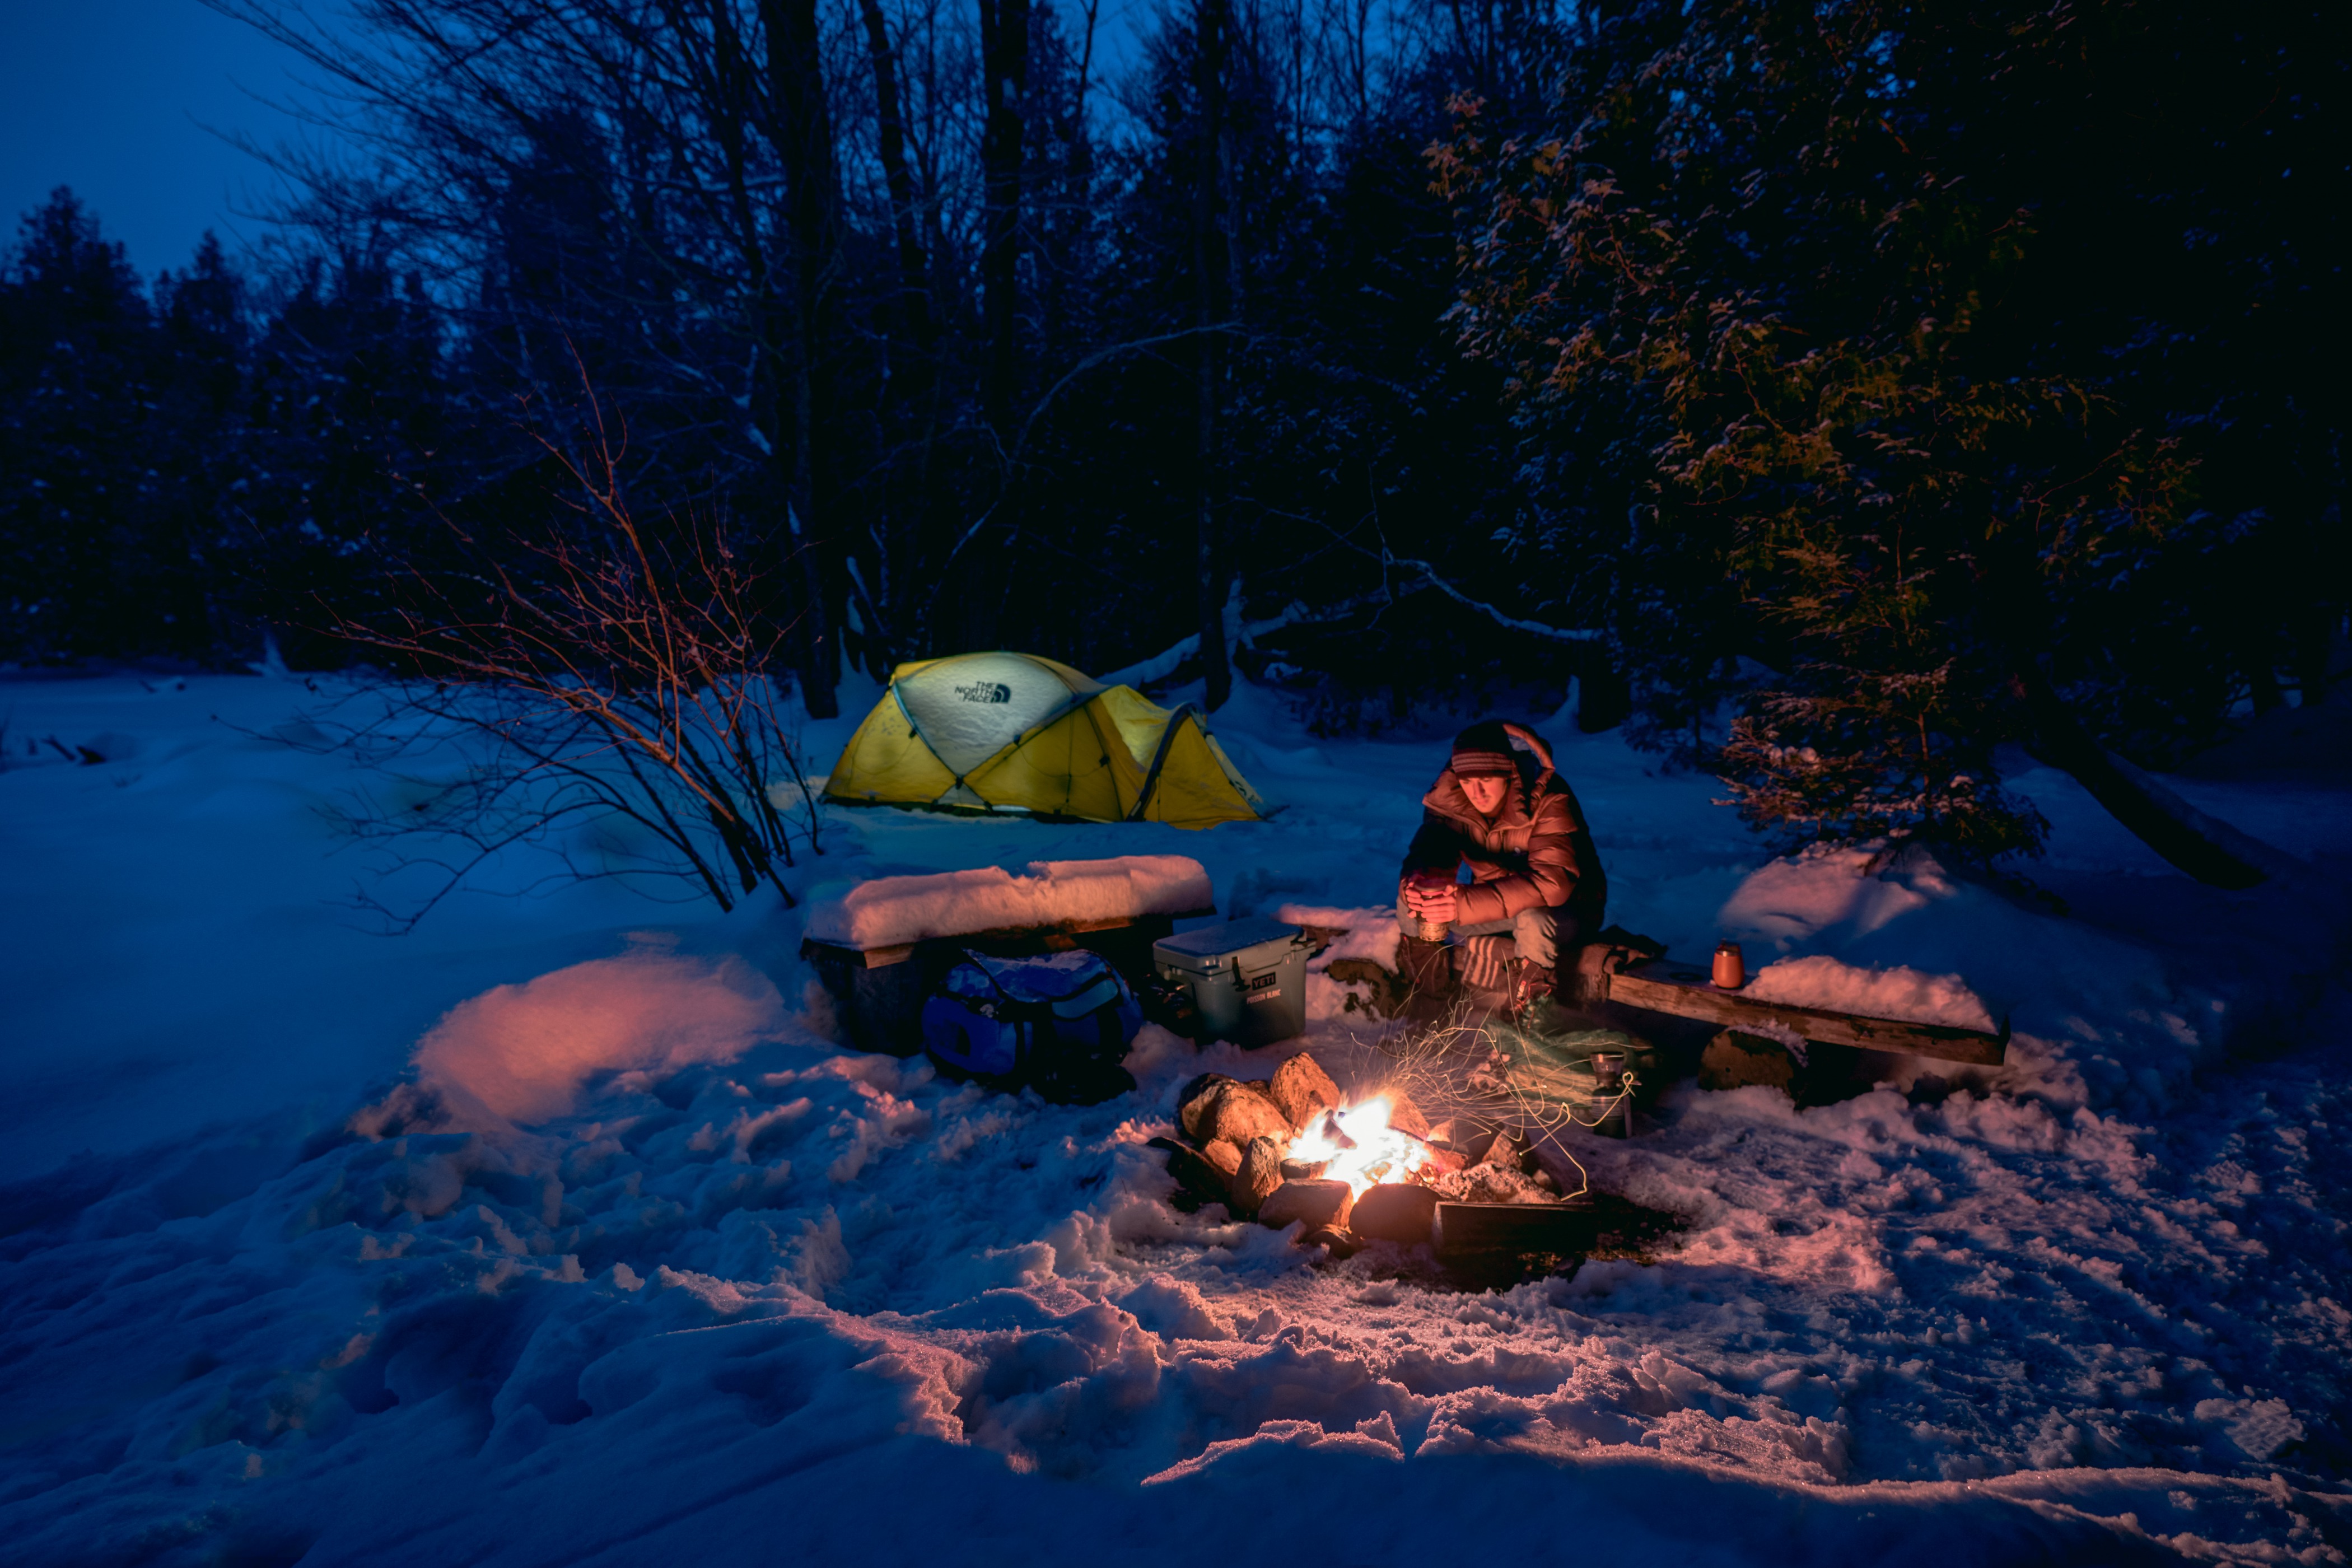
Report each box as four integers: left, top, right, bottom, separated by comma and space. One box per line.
1396, 720, 1607, 1020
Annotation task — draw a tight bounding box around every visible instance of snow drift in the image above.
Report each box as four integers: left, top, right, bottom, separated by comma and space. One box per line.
1743, 954, 1998, 1032
803, 856, 1212, 950
6, 673, 2350, 1566
412, 950, 786, 1121
1275, 904, 1402, 972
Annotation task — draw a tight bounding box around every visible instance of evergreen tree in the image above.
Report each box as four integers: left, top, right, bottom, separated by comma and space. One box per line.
1436, 0, 2338, 878
0, 190, 158, 660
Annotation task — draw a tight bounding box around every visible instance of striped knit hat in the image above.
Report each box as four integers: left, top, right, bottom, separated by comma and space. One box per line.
1449, 720, 1518, 777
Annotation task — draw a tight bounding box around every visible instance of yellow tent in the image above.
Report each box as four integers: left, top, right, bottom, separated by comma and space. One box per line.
823, 651, 1270, 829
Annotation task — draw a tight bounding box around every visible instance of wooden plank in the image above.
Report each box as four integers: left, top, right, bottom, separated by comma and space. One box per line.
1604, 964, 2008, 1066
800, 939, 917, 971
801, 906, 1214, 969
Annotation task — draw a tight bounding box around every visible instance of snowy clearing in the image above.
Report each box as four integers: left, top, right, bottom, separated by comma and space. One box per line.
3, 671, 2350, 1565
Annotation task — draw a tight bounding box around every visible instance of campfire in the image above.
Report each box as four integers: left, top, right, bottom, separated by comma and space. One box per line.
1151, 1051, 1598, 1257
1285, 1096, 1435, 1194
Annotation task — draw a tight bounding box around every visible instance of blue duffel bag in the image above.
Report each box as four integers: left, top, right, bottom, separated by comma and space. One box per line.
920, 949, 1142, 1103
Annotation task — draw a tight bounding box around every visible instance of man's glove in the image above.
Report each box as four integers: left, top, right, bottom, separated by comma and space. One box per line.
1402, 871, 1460, 924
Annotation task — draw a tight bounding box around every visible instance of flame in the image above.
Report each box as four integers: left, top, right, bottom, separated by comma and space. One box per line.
1286, 1095, 1434, 1197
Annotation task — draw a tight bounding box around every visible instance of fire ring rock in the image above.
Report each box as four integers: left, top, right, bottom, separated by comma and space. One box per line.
1268, 1053, 1341, 1131
1147, 1137, 1234, 1214
1178, 1074, 1240, 1141
1182, 1075, 1294, 1148
1304, 1224, 1362, 1259
1383, 1093, 1431, 1142
1231, 1136, 1286, 1216
1258, 1178, 1354, 1233
1350, 1182, 1439, 1244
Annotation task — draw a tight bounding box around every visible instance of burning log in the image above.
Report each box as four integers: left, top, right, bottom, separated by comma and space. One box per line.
1287, 1098, 1436, 1194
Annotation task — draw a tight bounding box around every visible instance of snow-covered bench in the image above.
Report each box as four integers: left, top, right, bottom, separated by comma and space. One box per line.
801, 856, 1216, 1054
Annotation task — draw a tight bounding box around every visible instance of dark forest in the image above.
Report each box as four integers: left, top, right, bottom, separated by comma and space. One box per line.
1, 0, 2339, 875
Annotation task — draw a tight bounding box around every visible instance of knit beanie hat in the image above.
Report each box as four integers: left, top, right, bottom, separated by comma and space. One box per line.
1449, 720, 1518, 777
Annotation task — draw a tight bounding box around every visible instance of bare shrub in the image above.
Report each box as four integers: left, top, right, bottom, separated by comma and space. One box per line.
312, 382, 822, 930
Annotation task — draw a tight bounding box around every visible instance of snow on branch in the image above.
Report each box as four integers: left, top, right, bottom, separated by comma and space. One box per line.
1380, 555, 1603, 644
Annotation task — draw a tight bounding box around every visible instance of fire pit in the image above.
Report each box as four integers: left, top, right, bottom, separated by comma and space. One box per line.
1152, 1052, 1602, 1257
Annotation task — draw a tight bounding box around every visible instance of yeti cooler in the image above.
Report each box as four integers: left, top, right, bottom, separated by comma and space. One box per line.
1151, 917, 1314, 1047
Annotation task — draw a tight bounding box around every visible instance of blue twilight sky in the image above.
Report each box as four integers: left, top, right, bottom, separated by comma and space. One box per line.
0, 1, 320, 277
0, 1, 1169, 282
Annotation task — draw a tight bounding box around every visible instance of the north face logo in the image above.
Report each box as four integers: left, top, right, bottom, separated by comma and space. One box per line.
955, 681, 1012, 704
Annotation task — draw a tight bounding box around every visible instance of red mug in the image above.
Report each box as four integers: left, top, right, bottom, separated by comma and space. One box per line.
1711, 941, 1746, 990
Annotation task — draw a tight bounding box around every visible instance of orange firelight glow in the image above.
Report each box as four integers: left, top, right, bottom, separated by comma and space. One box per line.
1285, 1095, 1434, 1197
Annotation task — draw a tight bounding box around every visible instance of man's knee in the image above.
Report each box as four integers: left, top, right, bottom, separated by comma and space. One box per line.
1511, 905, 1579, 970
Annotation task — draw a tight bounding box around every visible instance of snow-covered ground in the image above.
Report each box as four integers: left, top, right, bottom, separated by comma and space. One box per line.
4, 669, 2350, 1565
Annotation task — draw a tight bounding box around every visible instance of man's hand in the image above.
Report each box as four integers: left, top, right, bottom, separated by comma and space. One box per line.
1403, 873, 1459, 924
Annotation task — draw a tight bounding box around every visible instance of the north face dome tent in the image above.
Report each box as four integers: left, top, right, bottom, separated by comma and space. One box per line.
823, 651, 1270, 829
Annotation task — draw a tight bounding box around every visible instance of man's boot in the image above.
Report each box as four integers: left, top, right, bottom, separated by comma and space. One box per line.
1508, 960, 1574, 1037
1396, 932, 1457, 1020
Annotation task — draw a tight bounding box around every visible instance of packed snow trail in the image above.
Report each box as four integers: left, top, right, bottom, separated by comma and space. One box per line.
2, 673, 2348, 1564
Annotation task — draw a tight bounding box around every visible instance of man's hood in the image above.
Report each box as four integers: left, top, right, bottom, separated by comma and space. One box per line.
1421, 722, 1559, 825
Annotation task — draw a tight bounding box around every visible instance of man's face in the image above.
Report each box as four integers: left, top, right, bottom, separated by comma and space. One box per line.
1460, 772, 1508, 815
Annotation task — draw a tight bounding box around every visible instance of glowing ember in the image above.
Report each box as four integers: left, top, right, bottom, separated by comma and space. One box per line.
1286, 1096, 1434, 1196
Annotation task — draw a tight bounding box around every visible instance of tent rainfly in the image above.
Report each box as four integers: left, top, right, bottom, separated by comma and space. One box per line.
822, 651, 1271, 829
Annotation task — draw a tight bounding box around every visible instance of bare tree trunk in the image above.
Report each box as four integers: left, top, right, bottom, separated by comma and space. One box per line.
969, 0, 1029, 651
762, 0, 842, 716
1041, 0, 1099, 359
1193, 0, 1232, 711
856, 0, 935, 671
977, 0, 1029, 437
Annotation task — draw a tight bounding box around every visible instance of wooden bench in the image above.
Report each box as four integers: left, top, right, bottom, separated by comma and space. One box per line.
1595, 951, 2009, 1066
804, 912, 1219, 1056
